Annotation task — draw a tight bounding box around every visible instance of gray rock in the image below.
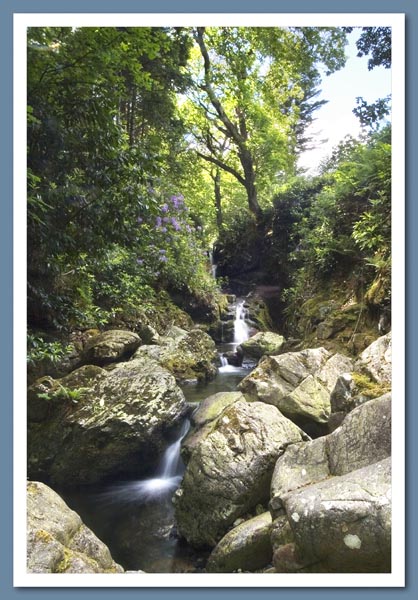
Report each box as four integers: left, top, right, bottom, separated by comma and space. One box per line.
316, 353, 354, 393
27, 481, 124, 573
356, 331, 392, 384
270, 394, 391, 516
28, 357, 187, 486
239, 347, 331, 406
174, 400, 304, 548
206, 512, 273, 573
80, 330, 141, 366
240, 332, 286, 359
276, 458, 391, 573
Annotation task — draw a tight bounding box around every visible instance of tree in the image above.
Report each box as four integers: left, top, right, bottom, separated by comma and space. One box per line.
27, 26, 195, 329
351, 27, 392, 130
191, 26, 347, 220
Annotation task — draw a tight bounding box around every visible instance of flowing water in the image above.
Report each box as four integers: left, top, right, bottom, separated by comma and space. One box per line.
60, 296, 253, 572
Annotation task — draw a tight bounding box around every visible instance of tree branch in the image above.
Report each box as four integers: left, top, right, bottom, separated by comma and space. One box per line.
195, 28, 245, 146
195, 151, 246, 186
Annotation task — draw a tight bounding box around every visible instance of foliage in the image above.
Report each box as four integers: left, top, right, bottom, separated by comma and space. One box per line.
278, 126, 391, 313
27, 334, 74, 366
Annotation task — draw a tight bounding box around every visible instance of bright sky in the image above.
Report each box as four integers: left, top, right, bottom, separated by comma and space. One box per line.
297, 29, 392, 174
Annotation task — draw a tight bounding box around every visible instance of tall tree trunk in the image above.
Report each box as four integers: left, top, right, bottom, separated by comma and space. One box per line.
241, 149, 262, 221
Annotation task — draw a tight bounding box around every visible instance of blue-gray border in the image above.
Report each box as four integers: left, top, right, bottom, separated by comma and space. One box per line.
1, 0, 415, 598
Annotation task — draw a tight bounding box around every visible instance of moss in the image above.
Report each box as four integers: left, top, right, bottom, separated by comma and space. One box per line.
352, 372, 390, 398
34, 529, 54, 543
55, 547, 73, 573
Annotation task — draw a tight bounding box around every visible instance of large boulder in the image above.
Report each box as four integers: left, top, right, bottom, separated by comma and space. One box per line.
206, 512, 273, 573
273, 458, 391, 573
133, 328, 218, 383
27, 481, 124, 573
181, 391, 245, 463
79, 330, 141, 366
28, 357, 188, 486
239, 348, 354, 432
356, 331, 392, 385
240, 332, 286, 359
270, 393, 391, 515
174, 400, 305, 548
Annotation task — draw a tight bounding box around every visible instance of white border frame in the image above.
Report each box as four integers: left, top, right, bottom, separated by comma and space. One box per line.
14, 12, 405, 588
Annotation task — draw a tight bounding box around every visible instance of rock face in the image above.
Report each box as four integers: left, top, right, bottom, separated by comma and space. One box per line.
274, 459, 391, 573
174, 400, 304, 548
133, 327, 218, 382
240, 331, 286, 359
27, 481, 124, 573
206, 512, 273, 573
269, 394, 391, 573
356, 331, 392, 384
238, 348, 352, 430
28, 357, 188, 486
79, 330, 141, 366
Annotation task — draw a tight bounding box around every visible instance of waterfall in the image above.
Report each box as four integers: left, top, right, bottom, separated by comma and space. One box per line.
233, 299, 250, 345
219, 355, 228, 367
98, 420, 190, 505
209, 250, 217, 278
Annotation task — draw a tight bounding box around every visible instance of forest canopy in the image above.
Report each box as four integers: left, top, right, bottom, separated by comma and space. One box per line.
27, 25, 391, 354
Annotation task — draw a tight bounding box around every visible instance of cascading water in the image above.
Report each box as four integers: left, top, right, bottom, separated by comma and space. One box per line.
233, 299, 250, 345
209, 250, 218, 278
97, 419, 190, 506
218, 298, 251, 374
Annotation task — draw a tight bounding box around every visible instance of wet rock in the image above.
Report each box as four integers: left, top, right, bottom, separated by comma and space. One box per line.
206, 512, 273, 573
174, 400, 304, 548
27, 481, 124, 573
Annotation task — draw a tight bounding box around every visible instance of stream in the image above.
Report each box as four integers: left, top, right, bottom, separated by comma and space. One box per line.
60, 298, 254, 573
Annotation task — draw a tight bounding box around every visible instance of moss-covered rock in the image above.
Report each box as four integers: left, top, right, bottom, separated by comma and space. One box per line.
240, 331, 286, 359
27, 481, 124, 573
206, 512, 273, 573
79, 330, 142, 366
133, 328, 218, 383
174, 400, 304, 548
28, 357, 188, 486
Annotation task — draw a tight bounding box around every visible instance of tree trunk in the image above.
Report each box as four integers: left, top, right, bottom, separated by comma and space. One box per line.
241, 149, 263, 221
213, 168, 223, 230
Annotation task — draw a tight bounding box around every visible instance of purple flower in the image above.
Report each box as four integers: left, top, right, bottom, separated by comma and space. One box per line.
136, 258, 144, 265
161, 227, 167, 233
159, 249, 166, 254
155, 216, 162, 227
162, 216, 169, 223
161, 203, 169, 213
137, 216, 143, 223
171, 217, 181, 231
159, 255, 168, 262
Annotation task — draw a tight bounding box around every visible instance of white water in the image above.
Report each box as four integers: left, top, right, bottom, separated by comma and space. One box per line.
233, 299, 250, 345
98, 420, 190, 504
218, 299, 251, 373
219, 355, 228, 367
